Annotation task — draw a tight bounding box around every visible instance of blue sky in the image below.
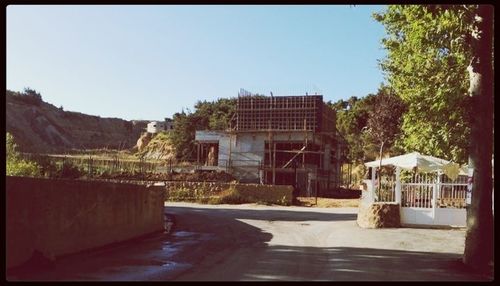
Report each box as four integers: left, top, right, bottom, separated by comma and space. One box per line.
7, 5, 388, 121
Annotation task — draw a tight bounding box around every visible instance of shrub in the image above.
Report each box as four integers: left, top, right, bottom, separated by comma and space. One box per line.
9, 88, 43, 106
6, 133, 41, 177
7, 159, 41, 177
57, 161, 83, 179
216, 185, 251, 204
36, 155, 58, 177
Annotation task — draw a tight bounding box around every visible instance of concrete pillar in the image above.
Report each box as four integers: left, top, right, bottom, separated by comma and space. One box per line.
395, 167, 401, 204
362, 179, 374, 203
432, 171, 440, 222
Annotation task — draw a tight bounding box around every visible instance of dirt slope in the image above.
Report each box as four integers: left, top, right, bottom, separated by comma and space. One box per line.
6, 90, 149, 153
135, 131, 176, 161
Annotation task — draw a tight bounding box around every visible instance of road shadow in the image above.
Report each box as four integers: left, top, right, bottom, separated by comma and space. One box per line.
6, 206, 274, 281
8, 205, 486, 282
166, 204, 358, 222
237, 246, 491, 281
167, 204, 489, 282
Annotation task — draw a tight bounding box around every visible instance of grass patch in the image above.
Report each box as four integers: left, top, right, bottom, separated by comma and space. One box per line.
295, 197, 360, 208
165, 183, 293, 206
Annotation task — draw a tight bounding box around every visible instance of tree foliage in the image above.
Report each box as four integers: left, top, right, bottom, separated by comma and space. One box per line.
7, 88, 43, 106
170, 98, 237, 161
328, 86, 405, 164
460, 5, 494, 274
374, 5, 475, 164
6, 133, 41, 177
366, 86, 407, 158
375, 4, 494, 274
330, 95, 372, 163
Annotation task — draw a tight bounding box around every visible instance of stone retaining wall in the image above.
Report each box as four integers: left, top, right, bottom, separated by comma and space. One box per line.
6, 176, 165, 269
357, 202, 401, 228
164, 181, 294, 205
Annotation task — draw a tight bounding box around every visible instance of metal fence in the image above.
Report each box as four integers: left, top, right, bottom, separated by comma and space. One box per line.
436, 175, 468, 209
375, 174, 396, 202
374, 171, 467, 209
19, 153, 224, 178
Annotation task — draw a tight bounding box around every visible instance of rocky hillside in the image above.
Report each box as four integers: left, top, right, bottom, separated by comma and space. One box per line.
6, 90, 149, 153
135, 131, 176, 161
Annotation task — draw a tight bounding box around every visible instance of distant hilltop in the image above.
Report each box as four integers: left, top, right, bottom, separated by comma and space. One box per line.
6, 89, 150, 153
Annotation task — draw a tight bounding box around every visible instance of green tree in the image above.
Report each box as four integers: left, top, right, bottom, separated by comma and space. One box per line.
461, 5, 493, 275
194, 98, 237, 130
329, 95, 375, 164
375, 4, 493, 274
170, 98, 237, 161
6, 133, 40, 177
170, 110, 198, 161
374, 5, 473, 164
329, 87, 404, 165
364, 86, 406, 193
7, 88, 43, 106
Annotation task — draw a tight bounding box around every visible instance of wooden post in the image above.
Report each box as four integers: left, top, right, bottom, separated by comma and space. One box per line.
303, 118, 307, 168
268, 121, 272, 170
436, 171, 441, 201
272, 142, 276, 185
327, 168, 331, 192
228, 134, 232, 170
197, 143, 200, 164
294, 161, 298, 190
349, 163, 352, 186
315, 179, 318, 205
371, 166, 376, 201
340, 164, 343, 187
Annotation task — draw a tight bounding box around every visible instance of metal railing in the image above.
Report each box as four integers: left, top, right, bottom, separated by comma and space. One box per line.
19, 153, 229, 179
370, 172, 468, 209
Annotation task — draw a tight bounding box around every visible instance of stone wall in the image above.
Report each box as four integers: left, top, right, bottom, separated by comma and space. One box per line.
6, 176, 165, 269
357, 202, 401, 228
233, 183, 294, 205
164, 181, 229, 201
164, 181, 294, 205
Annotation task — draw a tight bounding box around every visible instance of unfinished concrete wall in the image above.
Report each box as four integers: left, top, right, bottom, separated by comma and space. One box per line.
220, 132, 316, 183
197, 128, 341, 189
233, 183, 294, 205
220, 133, 265, 183
6, 176, 165, 269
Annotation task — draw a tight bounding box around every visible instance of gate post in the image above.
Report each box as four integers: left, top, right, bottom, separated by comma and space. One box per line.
395, 167, 401, 204
395, 167, 402, 225
432, 171, 440, 223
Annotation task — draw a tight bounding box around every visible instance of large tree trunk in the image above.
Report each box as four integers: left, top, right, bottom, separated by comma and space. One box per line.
463, 5, 494, 275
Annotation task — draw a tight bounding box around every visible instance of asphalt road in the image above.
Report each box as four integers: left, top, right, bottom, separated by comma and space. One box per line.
7, 202, 490, 281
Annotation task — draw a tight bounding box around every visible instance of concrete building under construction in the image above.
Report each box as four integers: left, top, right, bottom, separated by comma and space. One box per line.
195, 93, 347, 196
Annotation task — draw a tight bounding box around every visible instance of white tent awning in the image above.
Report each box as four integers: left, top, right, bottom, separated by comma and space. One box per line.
364, 152, 466, 179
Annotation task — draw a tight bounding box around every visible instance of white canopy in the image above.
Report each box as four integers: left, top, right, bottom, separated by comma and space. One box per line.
365, 152, 466, 179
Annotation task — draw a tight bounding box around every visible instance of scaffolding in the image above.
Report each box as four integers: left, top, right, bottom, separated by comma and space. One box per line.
232, 95, 336, 133
230, 94, 341, 194
197, 94, 345, 195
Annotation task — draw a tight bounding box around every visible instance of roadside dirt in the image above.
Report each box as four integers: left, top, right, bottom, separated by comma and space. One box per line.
295, 197, 360, 208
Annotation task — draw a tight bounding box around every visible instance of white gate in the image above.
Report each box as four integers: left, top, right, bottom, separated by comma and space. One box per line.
400, 173, 467, 227
368, 170, 467, 227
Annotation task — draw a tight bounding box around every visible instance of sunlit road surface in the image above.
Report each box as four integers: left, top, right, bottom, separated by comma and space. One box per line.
8, 202, 489, 281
